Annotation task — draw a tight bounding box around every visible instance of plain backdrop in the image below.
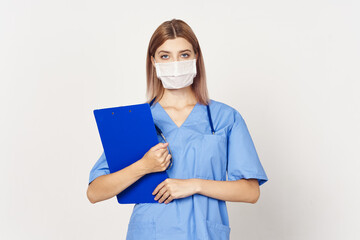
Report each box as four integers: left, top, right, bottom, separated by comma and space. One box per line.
1, 0, 359, 239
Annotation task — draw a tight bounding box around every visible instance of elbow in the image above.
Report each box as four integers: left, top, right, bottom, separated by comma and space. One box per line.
250, 185, 260, 204
245, 179, 260, 204
250, 192, 260, 204
87, 184, 99, 204
234, 179, 260, 203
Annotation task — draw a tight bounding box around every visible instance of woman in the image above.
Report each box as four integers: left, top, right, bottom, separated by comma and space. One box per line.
87, 18, 268, 240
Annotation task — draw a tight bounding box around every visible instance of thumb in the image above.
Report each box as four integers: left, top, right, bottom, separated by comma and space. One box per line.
152, 142, 168, 151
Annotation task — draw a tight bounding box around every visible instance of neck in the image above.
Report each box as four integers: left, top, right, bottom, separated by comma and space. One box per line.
159, 86, 197, 107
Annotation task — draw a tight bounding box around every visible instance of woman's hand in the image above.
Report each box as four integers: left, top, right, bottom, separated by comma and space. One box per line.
140, 142, 172, 174
152, 178, 199, 204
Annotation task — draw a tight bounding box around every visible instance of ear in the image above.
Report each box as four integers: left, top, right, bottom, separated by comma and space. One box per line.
151, 56, 155, 67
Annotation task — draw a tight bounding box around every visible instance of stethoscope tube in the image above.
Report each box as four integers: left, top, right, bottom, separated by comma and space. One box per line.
154, 124, 174, 170
149, 97, 215, 170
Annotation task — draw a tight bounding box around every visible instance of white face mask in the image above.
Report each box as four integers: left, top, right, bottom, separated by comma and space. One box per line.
154, 58, 197, 89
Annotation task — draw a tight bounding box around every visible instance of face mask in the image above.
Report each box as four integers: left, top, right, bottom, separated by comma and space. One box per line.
154, 58, 197, 89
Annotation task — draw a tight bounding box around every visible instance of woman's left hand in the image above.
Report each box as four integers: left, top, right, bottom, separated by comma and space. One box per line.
152, 178, 198, 204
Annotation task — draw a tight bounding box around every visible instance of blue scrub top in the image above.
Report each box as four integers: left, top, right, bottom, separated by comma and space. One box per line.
89, 99, 268, 240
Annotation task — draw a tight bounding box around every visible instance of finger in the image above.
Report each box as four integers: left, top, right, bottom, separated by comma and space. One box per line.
158, 191, 171, 203
152, 180, 165, 195
155, 187, 168, 201
164, 155, 171, 168
154, 146, 168, 157
160, 148, 169, 158
152, 142, 169, 151
164, 196, 173, 204
161, 154, 171, 169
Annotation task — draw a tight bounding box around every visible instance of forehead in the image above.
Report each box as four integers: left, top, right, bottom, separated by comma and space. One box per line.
156, 37, 194, 53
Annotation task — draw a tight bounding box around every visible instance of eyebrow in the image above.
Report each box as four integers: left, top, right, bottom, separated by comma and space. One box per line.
158, 49, 192, 55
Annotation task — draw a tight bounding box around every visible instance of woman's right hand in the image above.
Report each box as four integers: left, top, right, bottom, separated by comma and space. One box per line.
140, 142, 172, 174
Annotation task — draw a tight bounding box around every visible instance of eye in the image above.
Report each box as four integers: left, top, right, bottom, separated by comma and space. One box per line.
181, 53, 190, 58
160, 55, 169, 59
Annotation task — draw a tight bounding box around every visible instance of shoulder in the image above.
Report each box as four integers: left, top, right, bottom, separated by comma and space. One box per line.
208, 99, 244, 128
209, 99, 243, 120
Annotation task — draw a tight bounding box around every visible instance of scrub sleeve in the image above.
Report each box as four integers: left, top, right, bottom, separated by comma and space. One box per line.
226, 110, 268, 185
88, 151, 109, 185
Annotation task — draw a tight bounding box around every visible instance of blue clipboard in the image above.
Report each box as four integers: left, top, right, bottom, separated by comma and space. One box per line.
93, 102, 168, 204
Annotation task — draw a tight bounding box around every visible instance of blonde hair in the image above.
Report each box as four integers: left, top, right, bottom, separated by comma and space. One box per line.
145, 19, 210, 106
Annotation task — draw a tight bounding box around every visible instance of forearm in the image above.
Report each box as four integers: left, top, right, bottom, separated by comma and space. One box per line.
87, 159, 149, 203
193, 178, 260, 203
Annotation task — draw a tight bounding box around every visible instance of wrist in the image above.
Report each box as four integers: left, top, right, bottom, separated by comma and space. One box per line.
134, 158, 150, 176
191, 178, 202, 194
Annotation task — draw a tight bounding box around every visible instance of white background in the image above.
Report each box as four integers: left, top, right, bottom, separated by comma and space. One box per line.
1, 0, 359, 239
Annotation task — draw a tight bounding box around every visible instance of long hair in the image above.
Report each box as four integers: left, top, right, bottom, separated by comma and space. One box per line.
145, 19, 210, 106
